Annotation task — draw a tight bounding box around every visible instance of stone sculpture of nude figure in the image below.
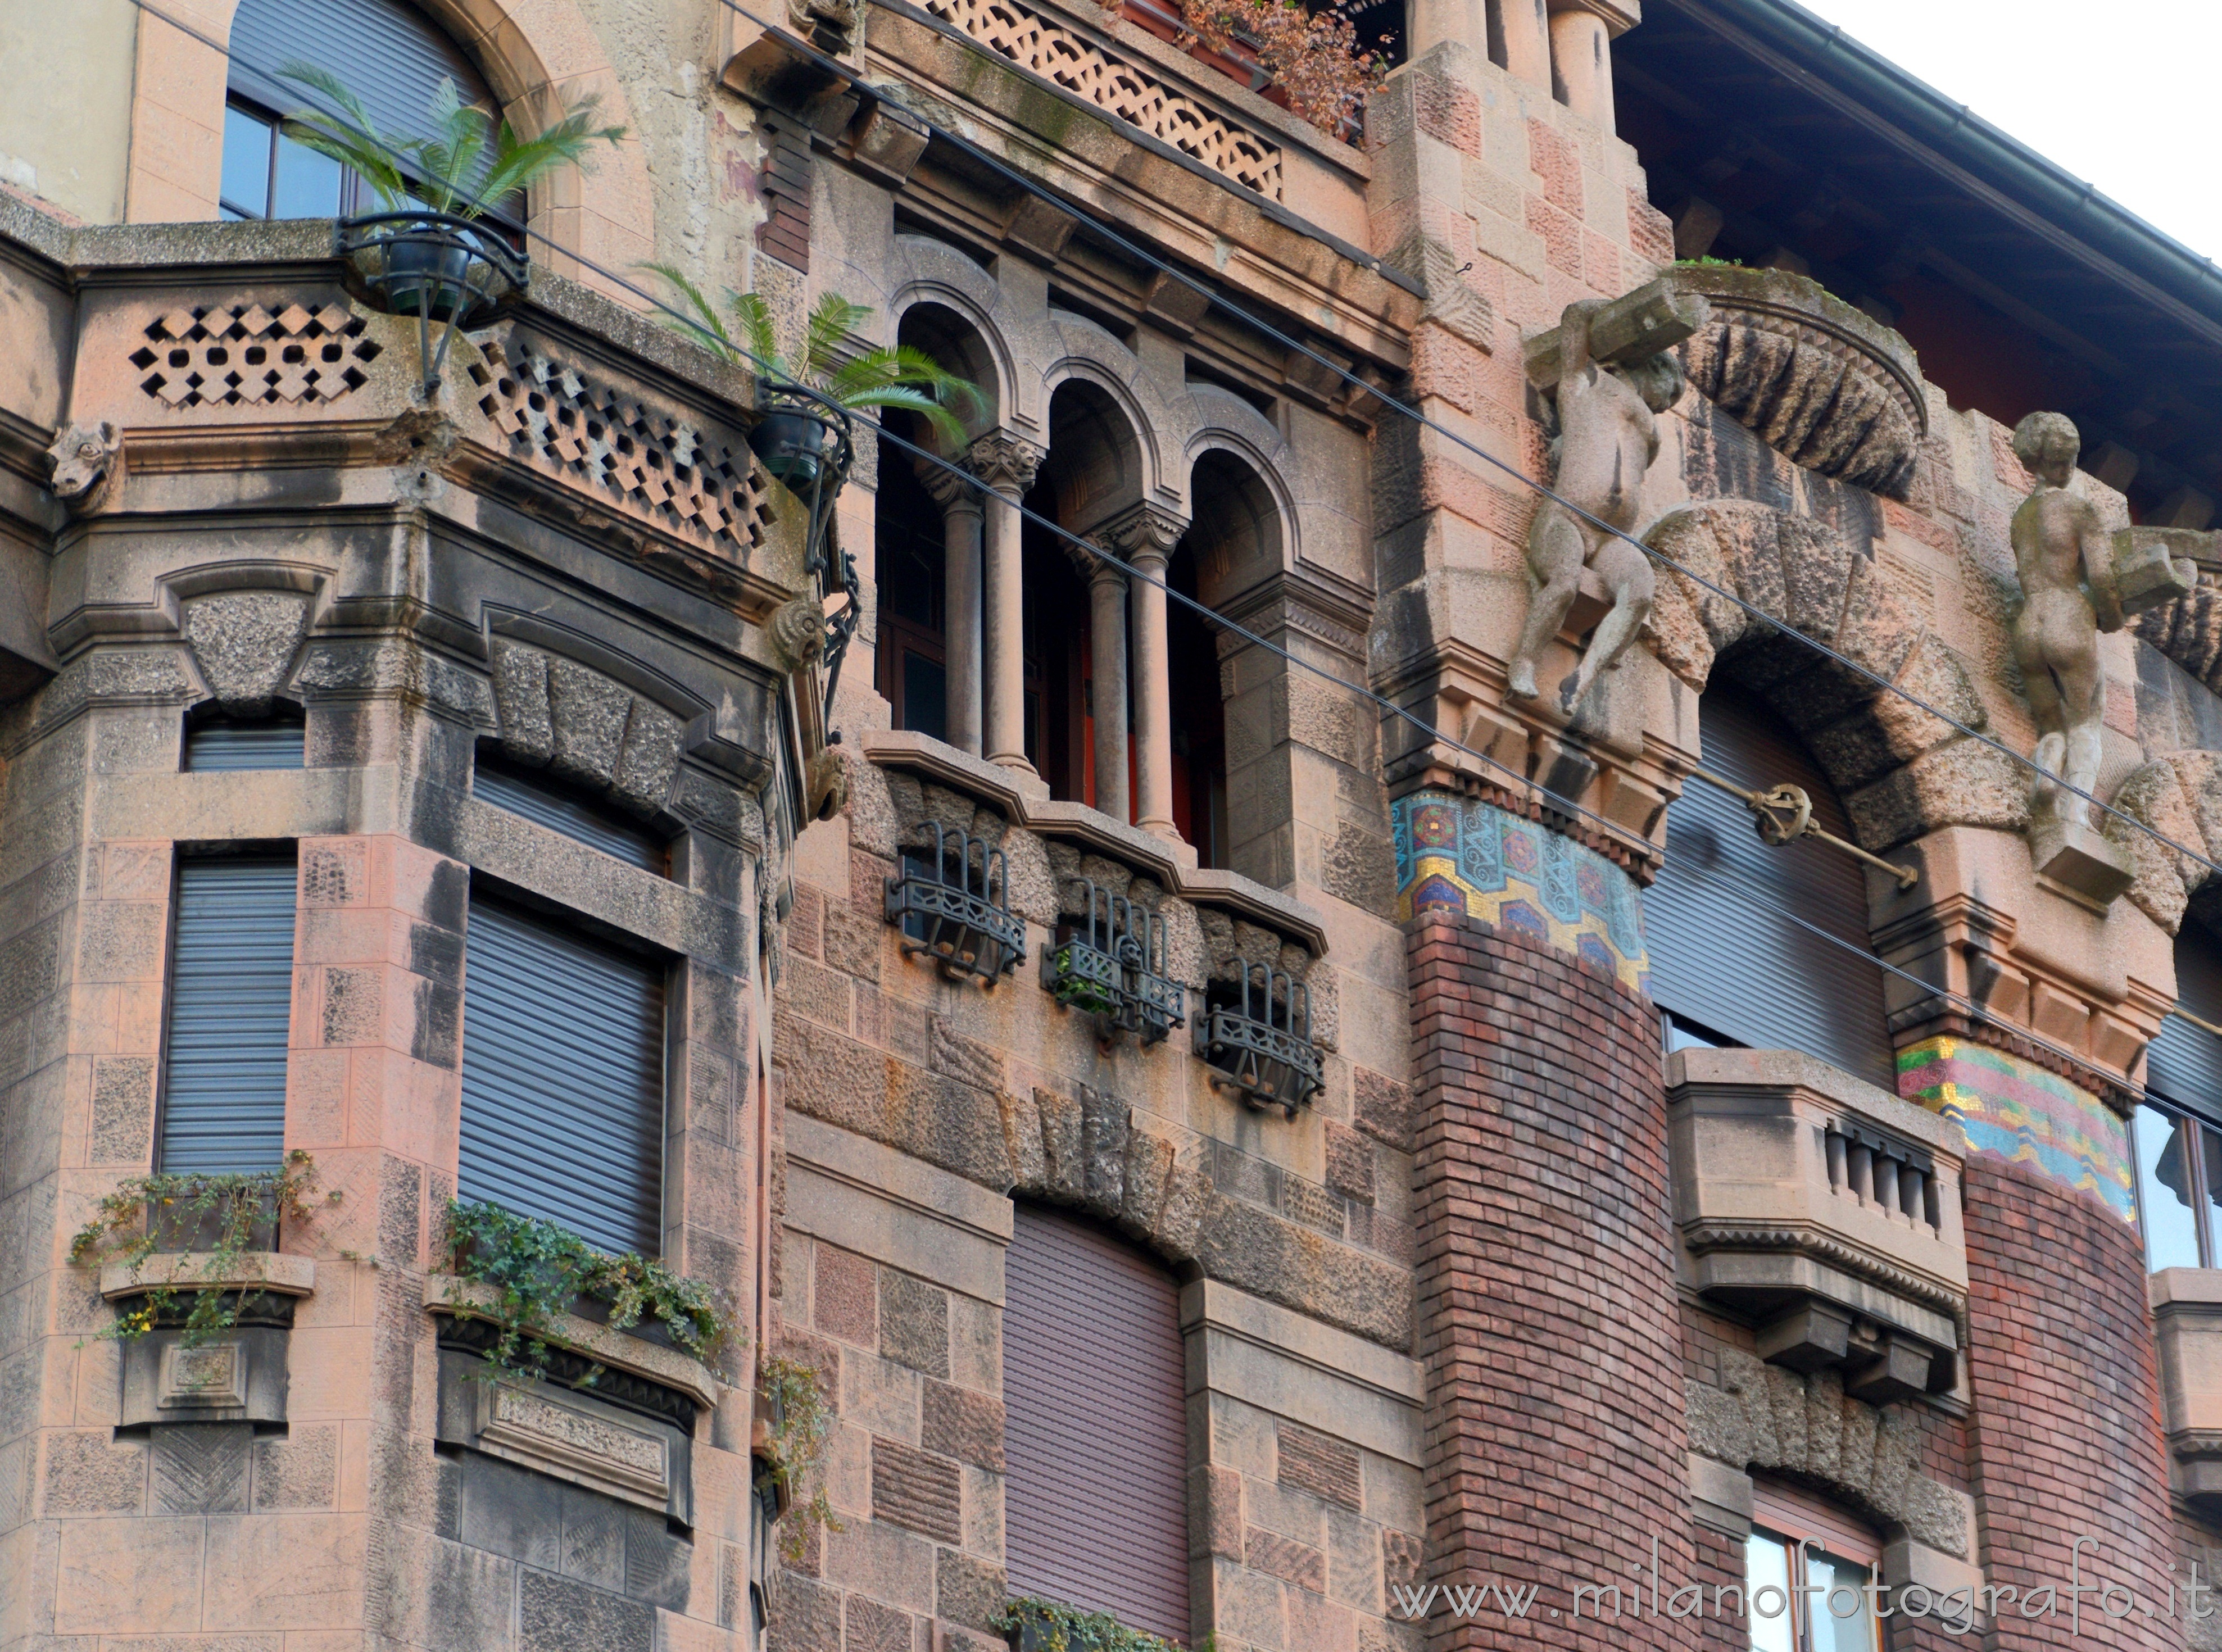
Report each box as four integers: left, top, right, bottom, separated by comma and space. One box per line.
2007, 410, 2122, 831
1507, 297, 1686, 714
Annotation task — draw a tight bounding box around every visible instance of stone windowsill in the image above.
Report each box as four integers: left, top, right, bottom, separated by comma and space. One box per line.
862, 726, 1328, 953
423, 1274, 722, 1412
99, 1251, 316, 1300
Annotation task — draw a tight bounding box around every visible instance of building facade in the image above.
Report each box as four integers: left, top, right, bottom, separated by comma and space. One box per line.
4, 0, 2222, 1648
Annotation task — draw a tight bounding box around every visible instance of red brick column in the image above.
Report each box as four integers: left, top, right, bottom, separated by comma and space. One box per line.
1960, 1155, 2182, 1648
1407, 911, 1699, 1650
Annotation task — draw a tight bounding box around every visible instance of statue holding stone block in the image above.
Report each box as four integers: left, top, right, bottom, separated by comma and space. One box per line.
2007, 411, 2196, 902
1512, 284, 1707, 714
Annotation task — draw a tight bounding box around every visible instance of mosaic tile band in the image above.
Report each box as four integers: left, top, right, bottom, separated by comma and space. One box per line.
1896, 1035, 2134, 1224
1391, 791, 1649, 992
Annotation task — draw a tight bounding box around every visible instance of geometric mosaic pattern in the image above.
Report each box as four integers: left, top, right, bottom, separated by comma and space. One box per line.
1391, 790, 1649, 993
470, 338, 776, 561
133, 302, 382, 408
1897, 1034, 2135, 1224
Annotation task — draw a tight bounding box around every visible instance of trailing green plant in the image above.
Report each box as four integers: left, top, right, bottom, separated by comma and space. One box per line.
995, 1596, 1191, 1652
442, 1199, 734, 1387
1672, 256, 1746, 268
639, 271, 985, 449
276, 64, 625, 220
759, 1353, 841, 1561
69, 1149, 338, 1347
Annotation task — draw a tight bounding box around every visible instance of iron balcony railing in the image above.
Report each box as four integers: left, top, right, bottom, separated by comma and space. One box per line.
884, 823, 1026, 985
1195, 955, 1321, 1115
1043, 879, 1184, 1044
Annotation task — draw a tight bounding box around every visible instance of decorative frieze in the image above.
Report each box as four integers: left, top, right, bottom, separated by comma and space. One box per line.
1895, 1034, 2134, 1223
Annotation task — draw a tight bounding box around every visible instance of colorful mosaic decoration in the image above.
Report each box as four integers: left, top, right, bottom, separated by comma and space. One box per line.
1896, 1036, 2134, 1224
1390, 791, 1649, 992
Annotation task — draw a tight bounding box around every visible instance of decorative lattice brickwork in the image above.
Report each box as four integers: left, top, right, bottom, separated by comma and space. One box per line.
470, 339, 775, 559
131, 303, 382, 408
920, 0, 1282, 199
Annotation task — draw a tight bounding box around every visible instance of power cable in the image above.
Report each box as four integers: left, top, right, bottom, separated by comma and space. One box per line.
87, 0, 2222, 1073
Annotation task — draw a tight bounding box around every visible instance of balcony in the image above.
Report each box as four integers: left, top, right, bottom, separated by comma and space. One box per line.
1668, 1047, 1969, 1403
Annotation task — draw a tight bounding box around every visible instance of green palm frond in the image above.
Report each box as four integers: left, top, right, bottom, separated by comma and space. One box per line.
837, 384, 968, 445
802, 294, 874, 383
275, 63, 411, 211
727, 292, 790, 382
638, 261, 741, 365
478, 97, 627, 214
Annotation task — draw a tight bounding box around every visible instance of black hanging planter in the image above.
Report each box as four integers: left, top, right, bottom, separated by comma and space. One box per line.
338, 211, 526, 392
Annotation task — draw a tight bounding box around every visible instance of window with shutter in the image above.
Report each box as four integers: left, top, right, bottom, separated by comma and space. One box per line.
458, 895, 666, 1256
1003, 1203, 1190, 1642
184, 711, 306, 772
471, 753, 668, 873
220, 0, 516, 221
159, 855, 299, 1173
1644, 683, 1894, 1087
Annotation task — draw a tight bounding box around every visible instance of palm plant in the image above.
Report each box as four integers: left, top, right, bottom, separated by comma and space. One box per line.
277, 64, 625, 221
643, 266, 985, 450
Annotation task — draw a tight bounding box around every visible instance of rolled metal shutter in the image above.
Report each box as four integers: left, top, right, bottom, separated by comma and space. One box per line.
1004, 1204, 1190, 1643
160, 856, 298, 1173
184, 716, 305, 772
459, 896, 665, 1256
227, 0, 496, 148
472, 759, 665, 873
1644, 684, 1894, 1086
2147, 932, 2222, 1123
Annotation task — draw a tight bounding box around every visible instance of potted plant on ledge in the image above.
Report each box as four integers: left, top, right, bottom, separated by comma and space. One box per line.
279, 65, 625, 386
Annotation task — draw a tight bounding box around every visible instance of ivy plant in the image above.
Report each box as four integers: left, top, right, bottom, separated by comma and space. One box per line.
69, 1149, 338, 1348
758, 1353, 842, 1562
441, 1199, 734, 1387
995, 1597, 1192, 1652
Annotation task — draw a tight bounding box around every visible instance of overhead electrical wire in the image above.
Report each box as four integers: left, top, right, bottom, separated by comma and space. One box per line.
84, 0, 2220, 1091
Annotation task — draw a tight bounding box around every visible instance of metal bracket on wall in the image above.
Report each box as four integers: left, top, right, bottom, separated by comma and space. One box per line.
1688, 765, 1920, 891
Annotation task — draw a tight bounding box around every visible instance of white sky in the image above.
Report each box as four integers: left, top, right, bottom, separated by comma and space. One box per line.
1793, 0, 2222, 262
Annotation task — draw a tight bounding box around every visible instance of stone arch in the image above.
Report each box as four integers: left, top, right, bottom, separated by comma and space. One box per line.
887, 236, 1039, 438
1685, 1350, 1970, 1559
487, 636, 690, 820
2109, 750, 2222, 934
1041, 376, 1149, 533
1643, 498, 2023, 852
124, 0, 652, 296
1040, 318, 1174, 509
1182, 434, 1293, 609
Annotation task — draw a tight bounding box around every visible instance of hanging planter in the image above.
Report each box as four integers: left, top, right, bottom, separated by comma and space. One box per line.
340, 212, 525, 391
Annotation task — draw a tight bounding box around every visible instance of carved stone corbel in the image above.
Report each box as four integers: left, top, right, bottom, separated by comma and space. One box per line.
46, 421, 124, 514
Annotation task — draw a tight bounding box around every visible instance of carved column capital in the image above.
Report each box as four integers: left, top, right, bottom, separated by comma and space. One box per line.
1093, 501, 1189, 567
1061, 538, 1127, 588
914, 455, 984, 512
962, 431, 1047, 497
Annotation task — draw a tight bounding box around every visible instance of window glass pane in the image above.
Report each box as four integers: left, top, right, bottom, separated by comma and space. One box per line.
1806, 1552, 1879, 1652
2204, 1127, 2222, 1268
220, 103, 273, 218
2138, 1105, 2205, 1270
1744, 1531, 1796, 1652
902, 651, 947, 744
271, 131, 344, 219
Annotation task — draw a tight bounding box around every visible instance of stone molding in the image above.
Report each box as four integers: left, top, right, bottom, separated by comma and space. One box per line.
1685, 1349, 1970, 1559
98, 1250, 316, 1300
423, 1275, 723, 1412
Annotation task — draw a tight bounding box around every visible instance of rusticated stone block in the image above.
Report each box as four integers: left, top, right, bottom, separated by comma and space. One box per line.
929, 1017, 1001, 1092
1078, 1084, 1128, 1209
89, 1054, 155, 1165
519, 1565, 655, 1651
1190, 1463, 1244, 1559
879, 1271, 950, 1378
770, 1572, 843, 1652
151, 1422, 250, 1514
871, 1438, 962, 1545
44, 1429, 147, 1515
1278, 1422, 1362, 1512
921, 1379, 1004, 1471
1035, 1087, 1085, 1200
935, 1548, 1006, 1632
846, 1594, 914, 1652
1246, 1525, 1326, 1594
1350, 1068, 1410, 1149
1382, 1527, 1423, 1590
1322, 1123, 1373, 1205
815, 1242, 877, 1348
252, 1423, 339, 1510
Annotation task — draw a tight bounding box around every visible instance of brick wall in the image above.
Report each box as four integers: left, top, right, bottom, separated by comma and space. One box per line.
1960, 1156, 2180, 1648
1405, 911, 1699, 1649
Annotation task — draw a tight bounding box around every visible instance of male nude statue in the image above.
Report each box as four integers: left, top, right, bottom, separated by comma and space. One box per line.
2007, 411, 2120, 831
1507, 297, 1686, 714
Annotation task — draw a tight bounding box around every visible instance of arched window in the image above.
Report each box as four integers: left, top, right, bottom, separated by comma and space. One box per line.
2133, 929, 2222, 1270
1644, 682, 1893, 1085
219, 0, 506, 221
1743, 1479, 1884, 1651
1004, 1204, 1190, 1642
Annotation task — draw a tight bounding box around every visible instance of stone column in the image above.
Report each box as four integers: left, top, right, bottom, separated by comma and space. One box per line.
1073, 543, 1131, 822
1499, 0, 1552, 89
918, 460, 986, 756
963, 432, 1046, 776
1548, 5, 1613, 127
1100, 503, 1187, 841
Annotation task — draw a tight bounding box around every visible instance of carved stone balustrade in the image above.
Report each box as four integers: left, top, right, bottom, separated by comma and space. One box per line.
2150, 1269, 2222, 1508
1668, 1046, 1968, 1403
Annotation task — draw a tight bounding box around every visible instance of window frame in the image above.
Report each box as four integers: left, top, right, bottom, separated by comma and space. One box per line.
2133, 1096, 2220, 1271
219, 92, 358, 223
1743, 1482, 1885, 1652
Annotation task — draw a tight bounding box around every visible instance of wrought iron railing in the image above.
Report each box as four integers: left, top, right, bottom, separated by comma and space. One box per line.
884, 823, 1026, 985
1043, 881, 1184, 1043
1195, 955, 1321, 1115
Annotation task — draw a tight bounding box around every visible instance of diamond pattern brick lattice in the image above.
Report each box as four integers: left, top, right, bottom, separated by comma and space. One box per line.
470, 339, 776, 559
919, 0, 1283, 200
132, 302, 381, 407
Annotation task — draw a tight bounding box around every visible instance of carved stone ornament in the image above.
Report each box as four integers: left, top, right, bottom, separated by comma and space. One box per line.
1091, 501, 1189, 565
46, 420, 123, 512
806, 744, 849, 820
962, 430, 1047, 497
768, 595, 829, 674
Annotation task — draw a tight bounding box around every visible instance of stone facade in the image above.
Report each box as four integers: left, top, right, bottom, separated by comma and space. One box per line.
4, 0, 2222, 1649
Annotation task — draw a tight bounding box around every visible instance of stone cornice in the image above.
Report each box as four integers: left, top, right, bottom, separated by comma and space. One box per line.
1678, 1219, 1967, 1321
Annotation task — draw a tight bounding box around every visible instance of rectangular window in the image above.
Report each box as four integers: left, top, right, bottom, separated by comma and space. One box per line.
159, 855, 299, 1173
2136, 1101, 2213, 1270
184, 713, 305, 772
459, 895, 666, 1256
472, 754, 666, 874
1744, 1528, 1881, 1652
